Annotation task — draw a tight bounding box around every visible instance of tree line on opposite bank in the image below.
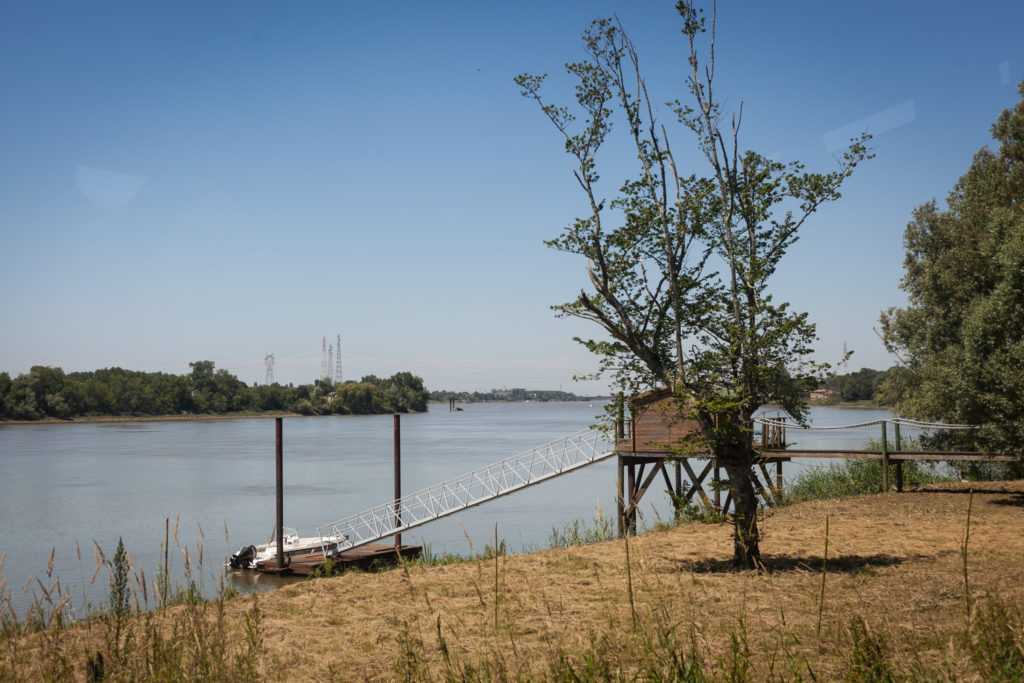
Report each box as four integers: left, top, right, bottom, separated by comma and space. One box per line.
0, 362, 428, 421
822, 367, 901, 404
428, 388, 603, 403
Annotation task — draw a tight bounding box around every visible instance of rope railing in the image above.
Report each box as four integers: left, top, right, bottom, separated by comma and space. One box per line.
752, 417, 982, 431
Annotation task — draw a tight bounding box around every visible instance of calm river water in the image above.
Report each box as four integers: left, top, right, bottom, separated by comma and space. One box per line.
0, 402, 900, 617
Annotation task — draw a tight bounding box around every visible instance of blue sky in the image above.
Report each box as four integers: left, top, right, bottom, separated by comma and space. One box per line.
2, 1, 1022, 393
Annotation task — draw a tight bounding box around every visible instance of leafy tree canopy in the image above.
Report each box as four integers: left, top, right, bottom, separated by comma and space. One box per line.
0, 363, 429, 420
881, 79, 1024, 456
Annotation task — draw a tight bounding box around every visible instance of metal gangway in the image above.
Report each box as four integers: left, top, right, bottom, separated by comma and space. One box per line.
317, 428, 614, 555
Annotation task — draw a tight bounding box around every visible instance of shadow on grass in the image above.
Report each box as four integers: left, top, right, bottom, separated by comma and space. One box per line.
680, 553, 909, 574
911, 485, 1024, 507
989, 491, 1024, 507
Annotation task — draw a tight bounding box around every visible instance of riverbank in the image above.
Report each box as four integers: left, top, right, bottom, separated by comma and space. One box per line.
4, 481, 1022, 680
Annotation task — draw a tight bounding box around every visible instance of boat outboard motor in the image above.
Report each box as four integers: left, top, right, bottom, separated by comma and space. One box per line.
229, 544, 257, 569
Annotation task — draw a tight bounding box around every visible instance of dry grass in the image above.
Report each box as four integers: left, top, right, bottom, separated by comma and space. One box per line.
3, 481, 1024, 680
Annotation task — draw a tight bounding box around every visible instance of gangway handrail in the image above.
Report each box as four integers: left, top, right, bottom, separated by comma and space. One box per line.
316, 428, 614, 554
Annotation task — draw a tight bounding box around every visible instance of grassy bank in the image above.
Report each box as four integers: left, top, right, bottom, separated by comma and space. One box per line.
3, 481, 1023, 680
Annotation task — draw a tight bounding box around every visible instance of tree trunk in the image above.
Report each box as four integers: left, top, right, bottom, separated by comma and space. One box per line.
721, 454, 760, 569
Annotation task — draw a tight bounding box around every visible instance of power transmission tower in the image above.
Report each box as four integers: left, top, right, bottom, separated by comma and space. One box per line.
264, 353, 275, 385
328, 344, 334, 385
320, 337, 328, 381
335, 333, 343, 383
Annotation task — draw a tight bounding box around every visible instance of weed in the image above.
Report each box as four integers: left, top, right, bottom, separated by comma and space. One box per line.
969, 594, 1024, 680
844, 616, 894, 682
787, 458, 953, 501
547, 514, 616, 549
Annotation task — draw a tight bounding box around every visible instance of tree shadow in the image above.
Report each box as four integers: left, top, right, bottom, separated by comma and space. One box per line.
910, 485, 1024, 507
989, 491, 1024, 508
679, 552, 910, 575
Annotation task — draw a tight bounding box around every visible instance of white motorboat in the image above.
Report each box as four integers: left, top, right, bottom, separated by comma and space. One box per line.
228, 527, 347, 569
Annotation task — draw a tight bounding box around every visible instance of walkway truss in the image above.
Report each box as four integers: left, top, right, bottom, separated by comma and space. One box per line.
317, 428, 614, 555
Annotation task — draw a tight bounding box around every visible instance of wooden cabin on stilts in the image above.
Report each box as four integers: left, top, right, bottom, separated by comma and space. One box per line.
614, 388, 788, 537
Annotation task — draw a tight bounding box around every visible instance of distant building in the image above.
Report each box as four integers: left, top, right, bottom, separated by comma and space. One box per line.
810, 388, 839, 402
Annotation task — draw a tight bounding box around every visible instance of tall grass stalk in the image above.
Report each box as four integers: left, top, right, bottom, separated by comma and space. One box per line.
962, 488, 974, 626
817, 515, 829, 638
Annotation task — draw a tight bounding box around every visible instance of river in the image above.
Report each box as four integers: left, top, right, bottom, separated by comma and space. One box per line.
0, 402, 901, 617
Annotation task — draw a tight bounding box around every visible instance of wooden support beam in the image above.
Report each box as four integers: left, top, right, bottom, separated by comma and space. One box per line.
624, 461, 667, 530
680, 459, 714, 508
750, 466, 769, 503
660, 463, 677, 515
757, 462, 777, 506
714, 462, 722, 512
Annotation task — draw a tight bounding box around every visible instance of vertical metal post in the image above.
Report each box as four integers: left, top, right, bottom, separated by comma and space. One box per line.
394, 414, 401, 548
275, 417, 284, 569
894, 422, 903, 492
881, 421, 889, 493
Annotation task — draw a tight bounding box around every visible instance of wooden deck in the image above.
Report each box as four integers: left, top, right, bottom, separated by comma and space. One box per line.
617, 448, 1018, 462
255, 543, 422, 576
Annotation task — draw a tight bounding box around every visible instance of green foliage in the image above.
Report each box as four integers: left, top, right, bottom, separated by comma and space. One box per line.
787, 457, 953, 501
0, 363, 430, 420
882, 79, 1024, 457
844, 616, 895, 682
969, 595, 1024, 680
828, 368, 899, 404
547, 514, 617, 548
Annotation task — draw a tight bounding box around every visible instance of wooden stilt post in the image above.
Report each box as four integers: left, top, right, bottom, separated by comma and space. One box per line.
675, 460, 683, 515
627, 463, 637, 536
894, 421, 903, 492
275, 417, 284, 570
617, 456, 625, 539
394, 414, 401, 548
881, 421, 890, 493
776, 459, 783, 495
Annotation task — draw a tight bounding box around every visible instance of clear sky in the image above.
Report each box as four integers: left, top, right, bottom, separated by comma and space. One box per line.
2, 1, 1022, 393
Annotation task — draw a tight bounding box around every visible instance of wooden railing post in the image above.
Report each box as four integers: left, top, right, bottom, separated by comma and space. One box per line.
881, 421, 889, 493
894, 421, 903, 492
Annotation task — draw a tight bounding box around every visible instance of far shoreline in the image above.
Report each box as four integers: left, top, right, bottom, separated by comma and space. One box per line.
0, 410, 433, 427
1, 401, 889, 427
